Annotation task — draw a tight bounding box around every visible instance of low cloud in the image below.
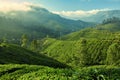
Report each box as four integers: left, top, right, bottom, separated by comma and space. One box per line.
52, 9, 111, 20
0, 0, 42, 13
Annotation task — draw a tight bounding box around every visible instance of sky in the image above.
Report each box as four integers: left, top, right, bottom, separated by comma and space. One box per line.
24, 0, 120, 11
0, 0, 120, 19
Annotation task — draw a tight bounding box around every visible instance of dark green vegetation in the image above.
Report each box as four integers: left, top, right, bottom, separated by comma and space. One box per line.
0, 6, 93, 41
0, 43, 68, 68
0, 64, 120, 80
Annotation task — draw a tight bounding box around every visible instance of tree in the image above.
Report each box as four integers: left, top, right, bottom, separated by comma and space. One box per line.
21, 34, 28, 48
30, 40, 38, 51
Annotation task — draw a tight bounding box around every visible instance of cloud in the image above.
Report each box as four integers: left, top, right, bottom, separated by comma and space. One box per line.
52, 9, 111, 20
0, 0, 43, 13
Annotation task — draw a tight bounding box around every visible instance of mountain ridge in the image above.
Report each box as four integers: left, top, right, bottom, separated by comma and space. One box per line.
80, 10, 120, 23
0, 6, 93, 41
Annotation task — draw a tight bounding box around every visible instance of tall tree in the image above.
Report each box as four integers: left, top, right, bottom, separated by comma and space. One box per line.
21, 34, 28, 48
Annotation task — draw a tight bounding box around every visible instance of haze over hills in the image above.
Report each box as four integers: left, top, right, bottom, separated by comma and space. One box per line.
56, 10, 120, 23
0, 5, 93, 41
79, 10, 120, 23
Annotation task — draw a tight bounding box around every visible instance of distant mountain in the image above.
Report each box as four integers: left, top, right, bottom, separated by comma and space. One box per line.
80, 10, 120, 23
0, 6, 93, 41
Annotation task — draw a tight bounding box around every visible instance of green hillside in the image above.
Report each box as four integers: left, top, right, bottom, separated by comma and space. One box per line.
0, 1, 120, 80
0, 64, 120, 80
41, 38, 120, 67
0, 43, 68, 68
62, 22, 120, 40
40, 22, 120, 67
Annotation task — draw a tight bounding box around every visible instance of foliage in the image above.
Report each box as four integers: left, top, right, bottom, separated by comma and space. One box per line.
0, 64, 120, 80
21, 34, 28, 48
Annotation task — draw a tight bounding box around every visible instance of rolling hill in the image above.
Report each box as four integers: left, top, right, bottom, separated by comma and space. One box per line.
0, 1, 120, 80
41, 38, 120, 67
0, 43, 68, 68
62, 22, 120, 40
39, 21, 120, 67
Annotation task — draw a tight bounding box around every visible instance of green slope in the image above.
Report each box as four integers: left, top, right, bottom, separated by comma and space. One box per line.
0, 43, 68, 68
0, 64, 120, 80
96, 22, 120, 32
41, 22, 120, 67
62, 22, 120, 40
41, 38, 120, 67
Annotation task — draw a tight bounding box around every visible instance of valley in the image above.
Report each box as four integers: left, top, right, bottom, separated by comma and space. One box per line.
0, 1, 120, 80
